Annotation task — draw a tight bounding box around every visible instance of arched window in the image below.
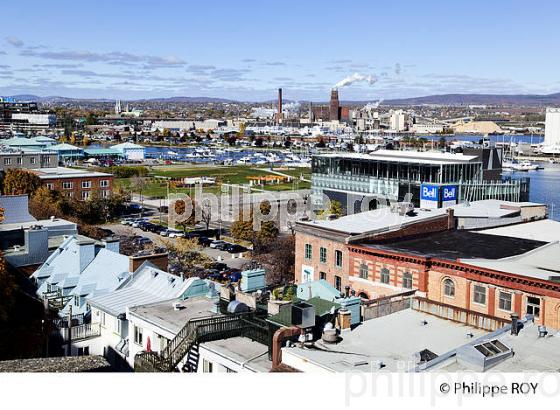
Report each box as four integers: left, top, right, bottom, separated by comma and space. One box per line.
358, 291, 369, 300
443, 278, 455, 297
402, 272, 413, 289
380, 268, 390, 284
359, 263, 369, 279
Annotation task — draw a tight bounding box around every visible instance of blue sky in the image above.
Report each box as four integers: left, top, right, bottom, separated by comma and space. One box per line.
1, 0, 559, 101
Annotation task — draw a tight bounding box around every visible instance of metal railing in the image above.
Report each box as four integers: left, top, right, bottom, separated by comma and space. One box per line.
135, 312, 269, 372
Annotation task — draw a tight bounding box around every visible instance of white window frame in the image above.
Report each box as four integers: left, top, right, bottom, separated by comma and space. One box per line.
100, 179, 109, 188
81, 180, 92, 189
526, 296, 540, 318
380, 268, 390, 284
359, 263, 368, 280
443, 278, 455, 298
134, 325, 143, 346
81, 191, 91, 200
473, 285, 487, 305
498, 291, 512, 312
402, 272, 413, 289
62, 181, 73, 190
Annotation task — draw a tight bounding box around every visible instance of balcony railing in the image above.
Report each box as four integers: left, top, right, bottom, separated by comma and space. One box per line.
60, 323, 101, 342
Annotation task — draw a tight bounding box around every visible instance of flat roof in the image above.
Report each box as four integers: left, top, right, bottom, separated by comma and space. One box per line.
452, 199, 545, 219
0, 217, 76, 232
127, 296, 218, 337
200, 337, 271, 372
435, 319, 560, 372
315, 150, 480, 165
298, 207, 447, 236
478, 219, 560, 243
461, 242, 560, 281
362, 230, 547, 261
33, 167, 112, 179
281, 309, 487, 372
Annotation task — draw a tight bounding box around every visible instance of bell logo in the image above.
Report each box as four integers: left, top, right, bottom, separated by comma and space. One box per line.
443, 186, 457, 200
422, 186, 437, 200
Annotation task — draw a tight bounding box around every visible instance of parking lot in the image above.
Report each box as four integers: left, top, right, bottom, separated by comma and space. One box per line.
104, 223, 250, 270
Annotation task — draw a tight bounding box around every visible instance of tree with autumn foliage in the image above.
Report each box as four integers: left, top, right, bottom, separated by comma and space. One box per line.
2, 169, 41, 196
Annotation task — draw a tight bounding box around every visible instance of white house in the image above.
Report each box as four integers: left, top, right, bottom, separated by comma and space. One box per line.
112, 142, 145, 161
87, 263, 198, 369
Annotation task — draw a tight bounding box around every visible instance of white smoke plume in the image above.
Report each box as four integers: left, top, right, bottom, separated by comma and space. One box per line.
363, 99, 384, 110
282, 101, 301, 112
333, 73, 377, 89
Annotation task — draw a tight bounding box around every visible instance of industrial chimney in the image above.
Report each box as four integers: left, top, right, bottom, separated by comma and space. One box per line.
329, 89, 340, 121
277, 88, 283, 124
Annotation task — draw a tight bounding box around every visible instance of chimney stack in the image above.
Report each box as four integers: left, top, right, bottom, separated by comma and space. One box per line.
277, 88, 283, 124
329, 89, 340, 121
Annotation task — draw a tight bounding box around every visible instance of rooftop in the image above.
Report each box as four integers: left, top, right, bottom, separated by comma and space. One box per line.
434, 318, 560, 372
297, 207, 448, 236
127, 295, 218, 338
200, 336, 271, 372
0, 195, 36, 224
461, 242, 560, 281
478, 219, 560, 243
451, 199, 543, 218
0, 355, 111, 372
316, 150, 480, 165
32, 166, 112, 179
362, 230, 547, 261
281, 309, 487, 372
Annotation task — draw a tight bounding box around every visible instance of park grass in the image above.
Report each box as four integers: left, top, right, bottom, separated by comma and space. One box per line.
115, 165, 311, 197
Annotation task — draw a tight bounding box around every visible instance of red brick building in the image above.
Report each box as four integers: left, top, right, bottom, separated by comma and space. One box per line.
32, 167, 114, 200
348, 230, 560, 329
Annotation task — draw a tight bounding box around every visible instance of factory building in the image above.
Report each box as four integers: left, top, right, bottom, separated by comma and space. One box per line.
541, 107, 560, 154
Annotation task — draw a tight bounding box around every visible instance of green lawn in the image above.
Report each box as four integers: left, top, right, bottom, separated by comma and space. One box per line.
116, 165, 311, 197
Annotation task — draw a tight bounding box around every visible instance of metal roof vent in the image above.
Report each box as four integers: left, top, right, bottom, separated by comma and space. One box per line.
457, 339, 513, 371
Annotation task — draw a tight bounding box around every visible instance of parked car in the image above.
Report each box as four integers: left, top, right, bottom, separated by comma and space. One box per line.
133, 237, 153, 246
166, 229, 185, 238
209, 240, 226, 249
224, 244, 247, 254
197, 236, 213, 247
120, 218, 134, 225
215, 242, 231, 251
227, 270, 242, 282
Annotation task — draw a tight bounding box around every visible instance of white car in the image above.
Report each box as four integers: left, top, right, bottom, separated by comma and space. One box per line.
166, 229, 185, 238
209, 240, 226, 249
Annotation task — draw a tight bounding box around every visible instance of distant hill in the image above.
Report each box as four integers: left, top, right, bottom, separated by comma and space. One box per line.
384, 92, 560, 106
5, 92, 560, 106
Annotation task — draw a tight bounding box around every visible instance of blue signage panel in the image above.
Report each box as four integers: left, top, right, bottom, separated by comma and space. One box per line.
420, 184, 439, 201
442, 185, 457, 202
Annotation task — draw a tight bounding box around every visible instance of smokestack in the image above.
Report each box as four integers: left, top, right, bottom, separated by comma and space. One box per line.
330, 89, 340, 121
510, 313, 519, 336
277, 88, 283, 124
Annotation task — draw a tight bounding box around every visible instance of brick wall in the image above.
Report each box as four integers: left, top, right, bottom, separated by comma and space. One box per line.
41, 175, 113, 200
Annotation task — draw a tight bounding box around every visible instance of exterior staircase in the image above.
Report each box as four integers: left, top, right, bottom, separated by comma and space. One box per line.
134, 312, 268, 372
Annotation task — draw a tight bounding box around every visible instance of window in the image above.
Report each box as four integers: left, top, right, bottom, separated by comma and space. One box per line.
16, 157, 22, 165
473, 285, 486, 305
100, 312, 106, 326
304, 244, 312, 259
74, 295, 79, 306
81, 180, 92, 189
100, 190, 110, 198
319, 271, 327, 280
81, 191, 91, 200
335, 250, 343, 268
319, 247, 327, 263
100, 179, 109, 188
3, 158, 11, 165
359, 263, 369, 280
30, 157, 36, 164
498, 291, 512, 311
44, 156, 50, 164
134, 325, 143, 345
203, 359, 213, 373
526, 296, 540, 318
443, 278, 455, 297
402, 272, 413, 289
380, 268, 390, 284
115, 319, 121, 334
62, 181, 73, 189
334, 275, 341, 291
46, 183, 54, 190
77, 346, 90, 356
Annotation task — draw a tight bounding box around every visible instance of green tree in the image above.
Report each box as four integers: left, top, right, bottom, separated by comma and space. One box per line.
2, 169, 41, 196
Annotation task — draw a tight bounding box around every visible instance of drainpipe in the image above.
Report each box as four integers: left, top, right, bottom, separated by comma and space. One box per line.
271, 326, 301, 370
